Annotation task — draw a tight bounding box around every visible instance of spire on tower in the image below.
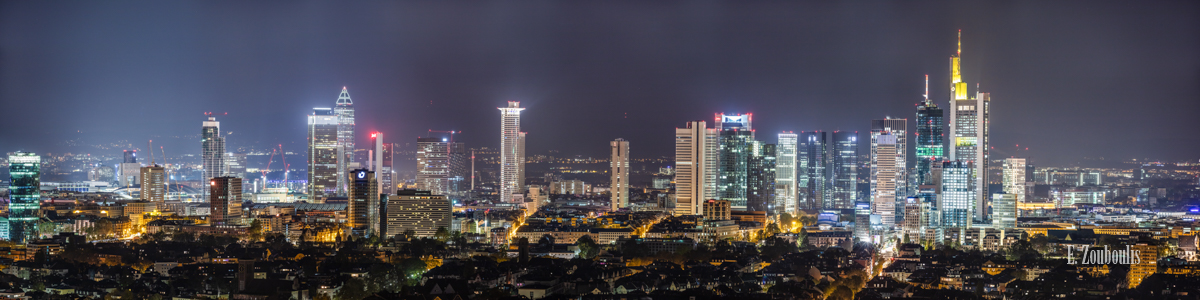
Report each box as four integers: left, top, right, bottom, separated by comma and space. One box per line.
957, 29, 961, 56
337, 87, 352, 106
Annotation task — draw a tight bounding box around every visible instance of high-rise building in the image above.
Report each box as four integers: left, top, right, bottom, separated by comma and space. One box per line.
202, 117, 226, 199
386, 190, 451, 238
417, 137, 466, 196
517, 131, 526, 194
716, 113, 754, 210
992, 193, 1016, 229
674, 121, 717, 216
830, 131, 858, 210
799, 131, 827, 210
225, 152, 247, 178
776, 133, 798, 215
498, 101, 525, 203
854, 201, 871, 242
348, 169, 378, 236
915, 76, 944, 187
308, 108, 339, 200
1002, 158, 1027, 208
1128, 243, 1158, 288
948, 31, 991, 221
610, 139, 630, 211
381, 142, 395, 195
119, 150, 141, 187
940, 161, 973, 228
335, 87, 356, 196
140, 165, 166, 204
209, 177, 242, 226
902, 196, 927, 242
448, 142, 468, 196
8, 152, 40, 243
371, 133, 384, 193
870, 132, 899, 226
748, 142, 776, 213
871, 119, 907, 218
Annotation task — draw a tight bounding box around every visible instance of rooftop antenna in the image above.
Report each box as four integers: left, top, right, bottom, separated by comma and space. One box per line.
148, 140, 155, 165
957, 29, 961, 56
923, 75, 929, 102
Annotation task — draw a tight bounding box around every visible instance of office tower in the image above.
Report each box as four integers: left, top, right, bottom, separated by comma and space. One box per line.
903, 196, 926, 242
854, 202, 871, 242
225, 152, 247, 178
776, 133, 798, 215
610, 139, 630, 211
871, 118, 907, 218
830, 131, 858, 210
870, 132, 899, 226
202, 117, 226, 199
674, 121, 717, 216
947, 31, 991, 221
348, 169, 378, 235
517, 131, 526, 194
416, 137, 466, 196
140, 165, 166, 203
448, 142, 468, 195
798, 131, 827, 210
716, 113, 754, 210
498, 101, 525, 203
335, 87, 355, 195
371, 133, 383, 193
748, 142, 776, 213
8, 152, 40, 243
940, 161, 973, 228
308, 108, 339, 200
992, 193, 1016, 229
209, 177, 243, 226
915, 76, 944, 187
119, 150, 141, 187
1002, 158, 1027, 207
386, 190, 451, 238
381, 142, 394, 195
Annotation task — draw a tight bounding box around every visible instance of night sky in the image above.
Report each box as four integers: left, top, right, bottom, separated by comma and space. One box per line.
1, 1, 1197, 166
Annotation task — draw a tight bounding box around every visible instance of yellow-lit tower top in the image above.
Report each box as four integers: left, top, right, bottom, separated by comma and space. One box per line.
950, 30, 969, 100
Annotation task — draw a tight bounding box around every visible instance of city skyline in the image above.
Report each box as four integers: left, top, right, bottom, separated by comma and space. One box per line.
1, 1, 1197, 166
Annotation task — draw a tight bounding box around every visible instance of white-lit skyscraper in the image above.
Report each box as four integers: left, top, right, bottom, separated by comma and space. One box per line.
871, 118, 907, 219
498, 101, 525, 203
799, 131, 827, 210
308, 108, 339, 200
674, 120, 717, 216
775, 132, 798, 215
335, 87, 355, 196
1002, 158, 1026, 205
870, 132, 899, 226
992, 193, 1016, 229
611, 138, 629, 211
948, 31, 990, 222
202, 117, 225, 199
940, 161, 973, 228
830, 131, 858, 210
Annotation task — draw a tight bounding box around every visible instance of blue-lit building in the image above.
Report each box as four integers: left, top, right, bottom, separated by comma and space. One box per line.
830, 131, 858, 210
8, 152, 41, 243
798, 131, 827, 210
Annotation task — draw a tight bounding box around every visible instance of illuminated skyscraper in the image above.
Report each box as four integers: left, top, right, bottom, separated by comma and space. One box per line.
308, 108, 339, 200
674, 120, 717, 216
798, 131, 827, 210
871, 119, 907, 213
716, 113, 754, 210
140, 165, 166, 204
119, 150, 140, 187
948, 31, 990, 221
940, 161, 973, 228
748, 142, 776, 213
830, 131, 858, 210
610, 139, 630, 211
381, 142, 394, 195
992, 193, 1016, 229
8, 152, 40, 243
417, 137, 452, 195
202, 117, 225, 199
209, 176, 242, 226
498, 101, 525, 203
775, 133, 798, 215
335, 87, 355, 196
870, 132, 899, 226
915, 75, 944, 187
348, 169, 378, 236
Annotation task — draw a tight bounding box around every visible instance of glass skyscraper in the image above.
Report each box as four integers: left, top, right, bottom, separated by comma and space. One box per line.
775, 133, 798, 215
830, 131, 858, 210
940, 161, 973, 228
798, 131, 827, 210
8, 152, 40, 243
716, 113, 753, 210
335, 87, 356, 196
202, 117, 225, 199
308, 108, 339, 200
747, 142, 776, 213
915, 91, 944, 187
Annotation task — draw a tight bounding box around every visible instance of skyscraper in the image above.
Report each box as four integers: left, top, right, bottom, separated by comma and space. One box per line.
335, 87, 356, 196
498, 101, 525, 203
140, 164, 166, 204
775, 133, 798, 215
610, 138, 630, 211
381, 142, 395, 195
870, 132, 899, 226
209, 177, 242, 226
1002, 158, 1027, 207
940, 161, 973, 228
915, 75, 944, 187
308, 108, 339, 201
798, 131, 827, 210
830, 131, 858, 210
417, 137, 453, 196
202, 117, 225, 199
119, 150, 141, 187
372, 132, 383, 194
716, 113, 754, 210
748, 142, 776, 213
992, 193, 1016, 229
871, 118, 907, 219
348, 169, 378, 236
674, 120, 717, 216
8, 152, 40, 243
948, 31, 990, 221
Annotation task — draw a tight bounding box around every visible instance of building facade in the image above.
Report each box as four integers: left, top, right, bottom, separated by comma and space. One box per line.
308, 108, 339, 200
775, 132, 798, 215
748, 142, 776, 213
498, 102, 525, 203
915, 77, 944, 188
940, 161, 973, 228
386, 190, 451, 238
140, 165, 166, 203
210, 177, 243, 226
870, 132, 899, 226
348, 169, 378, 236
830, 131, 858, 210
799, 131, 827, 210
610, 139, 630, 211
871, 118, 907, 218
202, 117, 225, 198
335, 87, 355, 196
674, 120, 717, 216
716, 113, 753, 210
8, 152, 40, 243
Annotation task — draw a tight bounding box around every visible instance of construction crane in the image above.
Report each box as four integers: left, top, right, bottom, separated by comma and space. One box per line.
203, 112, 228, 117
427, 129, 460, 144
